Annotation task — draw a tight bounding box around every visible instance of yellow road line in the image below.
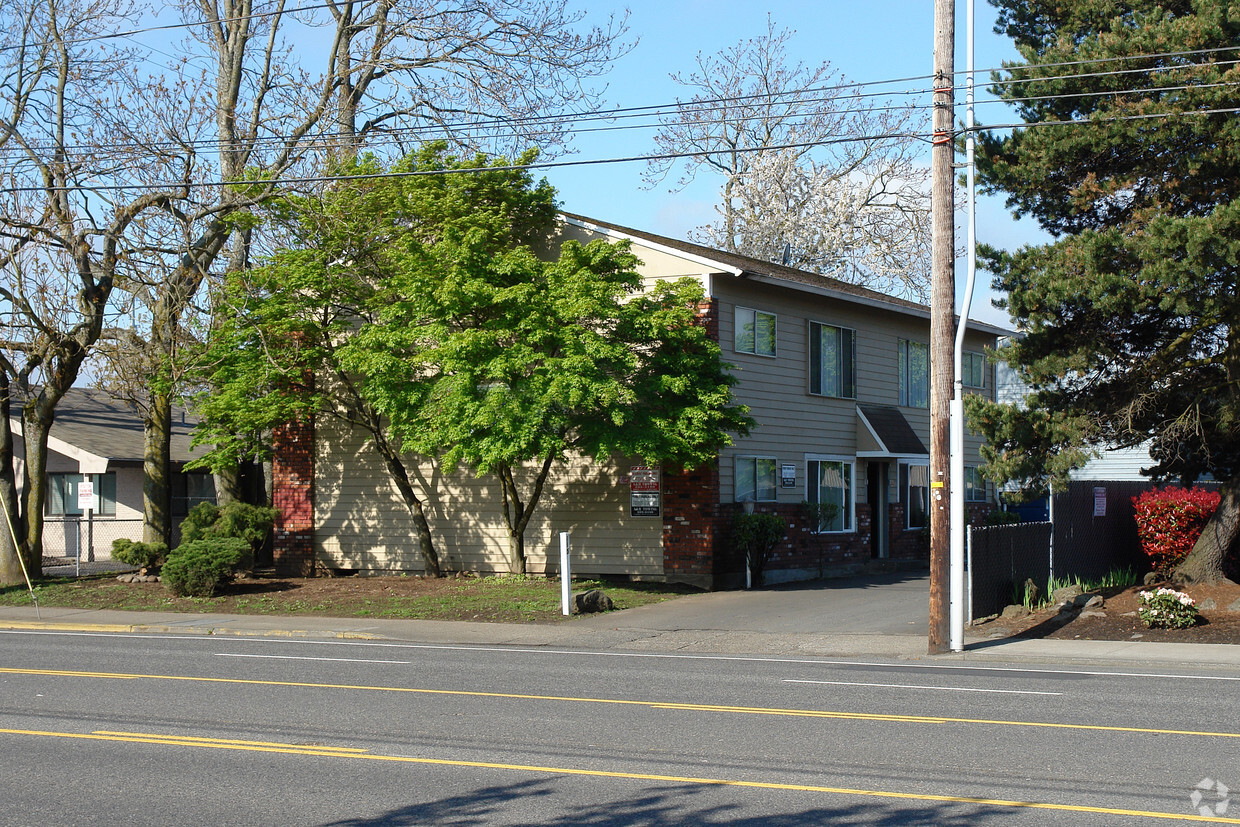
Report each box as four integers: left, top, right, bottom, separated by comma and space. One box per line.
3, 666, 1238, 739
0, 726, 1233, 823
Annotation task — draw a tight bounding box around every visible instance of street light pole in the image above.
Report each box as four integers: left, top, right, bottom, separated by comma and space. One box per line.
949, 0, 977, 654
928, 0, 956, 655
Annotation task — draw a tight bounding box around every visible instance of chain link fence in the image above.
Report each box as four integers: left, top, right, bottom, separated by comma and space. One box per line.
41, 517, 186, 576
968, 479, 1223, 620
968, 521, 1052, 621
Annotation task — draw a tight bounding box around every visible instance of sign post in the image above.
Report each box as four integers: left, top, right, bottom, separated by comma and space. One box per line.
559, 532, 572, 616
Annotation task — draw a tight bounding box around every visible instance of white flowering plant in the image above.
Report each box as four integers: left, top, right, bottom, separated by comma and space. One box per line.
1137, 588, 1200, 629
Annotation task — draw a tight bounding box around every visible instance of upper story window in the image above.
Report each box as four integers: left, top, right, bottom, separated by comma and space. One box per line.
47, 473, 117, 517
735, 307, 776, 357
964, 466, 988, 502
735, 456, 777, 502
962, 352, 986, 389
809, 322, 856, 398
898, 339, 929, 408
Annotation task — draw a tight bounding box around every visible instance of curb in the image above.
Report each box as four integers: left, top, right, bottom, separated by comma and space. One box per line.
0, 619, 384, 641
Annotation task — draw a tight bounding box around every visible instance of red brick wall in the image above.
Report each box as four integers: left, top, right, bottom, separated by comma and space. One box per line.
272, 415, 315, 576
749, 502, 871, 580
662, 462, 733, 588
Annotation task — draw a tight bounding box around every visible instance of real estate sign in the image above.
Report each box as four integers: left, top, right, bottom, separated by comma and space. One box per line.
629, 466, 661, 518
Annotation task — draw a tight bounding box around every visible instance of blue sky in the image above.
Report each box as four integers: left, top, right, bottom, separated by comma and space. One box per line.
540, 1, 1052, 327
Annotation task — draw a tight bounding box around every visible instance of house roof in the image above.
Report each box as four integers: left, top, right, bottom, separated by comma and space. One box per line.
9, 388, 203, 471
560, 212, 1012, 338
856, 404, 929, 458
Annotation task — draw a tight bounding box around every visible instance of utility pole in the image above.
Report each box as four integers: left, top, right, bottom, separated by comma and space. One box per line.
928, 0, 956, 655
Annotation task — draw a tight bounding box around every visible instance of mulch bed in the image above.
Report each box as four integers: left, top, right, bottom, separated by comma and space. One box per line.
972, 580, 1240, 644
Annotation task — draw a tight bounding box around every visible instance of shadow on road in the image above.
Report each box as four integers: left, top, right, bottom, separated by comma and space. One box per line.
318, 778, 1013, 826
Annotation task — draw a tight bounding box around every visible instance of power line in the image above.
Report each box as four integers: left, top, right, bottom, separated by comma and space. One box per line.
7, 101, 1239, 197
0, 1, 343, 54
5, 62, 1237, 165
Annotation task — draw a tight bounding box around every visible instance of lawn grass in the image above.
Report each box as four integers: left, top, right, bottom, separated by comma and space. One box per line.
0, 572, 697, 624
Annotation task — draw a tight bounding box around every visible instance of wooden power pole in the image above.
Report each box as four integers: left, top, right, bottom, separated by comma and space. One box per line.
929, 0, 955, 655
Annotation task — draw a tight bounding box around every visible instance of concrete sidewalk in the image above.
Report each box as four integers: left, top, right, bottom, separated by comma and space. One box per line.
2, 571, 1238, 669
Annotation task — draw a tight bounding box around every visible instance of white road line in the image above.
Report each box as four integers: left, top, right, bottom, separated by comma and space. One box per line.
7, 629, 1240, 682
214, 653, 411, 665
783, 678, 1063, 696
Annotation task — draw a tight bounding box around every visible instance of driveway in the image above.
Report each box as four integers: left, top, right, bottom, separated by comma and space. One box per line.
594, 570, 931, 638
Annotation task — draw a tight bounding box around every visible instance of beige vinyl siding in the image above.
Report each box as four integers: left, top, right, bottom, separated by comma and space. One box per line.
314, 414, 663, 574
550, 220, 714, 293
711, 278, 997, 506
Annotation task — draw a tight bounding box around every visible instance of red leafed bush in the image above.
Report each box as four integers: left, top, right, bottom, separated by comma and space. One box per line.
1131, 487, 1221, 575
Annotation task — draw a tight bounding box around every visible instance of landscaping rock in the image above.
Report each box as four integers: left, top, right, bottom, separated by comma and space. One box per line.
573, 589, 614, 614
1143, 571, 1160, 586
1198, 598, 1217, 611
1079, 610, 1107, 619
1001, 604, 1030, 619
1081, 594, 1104, 609
1229, 597, 1240, 613
1052, 584, 1084, 605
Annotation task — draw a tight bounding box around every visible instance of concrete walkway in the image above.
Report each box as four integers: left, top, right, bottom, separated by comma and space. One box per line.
1, 571, 1238, 670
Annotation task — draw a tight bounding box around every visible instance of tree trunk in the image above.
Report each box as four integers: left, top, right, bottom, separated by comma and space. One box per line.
1174, 477, 1240, 584
213, 465, 243, 506
497, 455, 556, 577
371, 433, 440, 577
143, 391, 172, 545
0, 378, 23, 586
19, 398, 56, 574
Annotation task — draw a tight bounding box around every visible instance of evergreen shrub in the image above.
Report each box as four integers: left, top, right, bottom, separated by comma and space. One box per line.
162, 537, 251, 597
110, 539, 170, 570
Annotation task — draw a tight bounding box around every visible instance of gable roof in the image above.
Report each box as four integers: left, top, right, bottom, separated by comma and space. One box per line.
8, 388, 202, 471
561, 212, 1012, 338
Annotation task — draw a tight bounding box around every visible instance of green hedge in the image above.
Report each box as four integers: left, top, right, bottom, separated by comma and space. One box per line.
111, 539, 170, 570
162, 537, 251, 597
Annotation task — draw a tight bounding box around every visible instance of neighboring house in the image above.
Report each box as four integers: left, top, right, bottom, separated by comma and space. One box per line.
9, 388, 216, 559
270, 214, 1007, 588
994, 356, 1167, 522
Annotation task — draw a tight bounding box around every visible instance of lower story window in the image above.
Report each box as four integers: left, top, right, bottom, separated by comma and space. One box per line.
173, 473, 218, 516
735, 456, 777, 502
47, 472, 116, 516
806, 457, 853, 532
901, 463, 929, 529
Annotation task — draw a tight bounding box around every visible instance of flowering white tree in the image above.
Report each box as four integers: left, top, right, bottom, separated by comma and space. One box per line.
696, 147, 931, 300
648, 19, 931, 301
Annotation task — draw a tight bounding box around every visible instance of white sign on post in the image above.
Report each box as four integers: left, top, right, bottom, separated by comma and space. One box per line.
77, 479, 97, 512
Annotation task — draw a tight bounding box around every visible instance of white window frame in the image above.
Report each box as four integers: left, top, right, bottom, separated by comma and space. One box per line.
900, 461, 930, 530
808, 321, 856, 399
47, 472, 117, 517
962, 352, 986, 389
734, 306, 777, 357
735, 456, 778, 503
898, 339, 929, 408
964, 465, 988, 503
805, 455, 855, 533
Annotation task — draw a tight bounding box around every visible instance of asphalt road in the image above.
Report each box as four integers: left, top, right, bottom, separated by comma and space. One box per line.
1, 629, 1238, 826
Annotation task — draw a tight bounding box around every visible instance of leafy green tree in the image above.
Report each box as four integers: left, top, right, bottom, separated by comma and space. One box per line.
965, 1, 1240, 582
194, 144, 751, 576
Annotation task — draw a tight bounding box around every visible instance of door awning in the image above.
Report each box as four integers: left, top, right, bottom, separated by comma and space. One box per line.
856, 404, 928, 459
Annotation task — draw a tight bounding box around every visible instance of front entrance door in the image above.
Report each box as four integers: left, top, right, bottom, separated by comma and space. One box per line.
867, 461, 889, 559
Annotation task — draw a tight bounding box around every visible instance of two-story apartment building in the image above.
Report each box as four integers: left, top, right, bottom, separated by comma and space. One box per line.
270, 214, 1006, 588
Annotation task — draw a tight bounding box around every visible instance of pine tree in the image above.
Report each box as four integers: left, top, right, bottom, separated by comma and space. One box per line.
966, 0, 1240, 582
